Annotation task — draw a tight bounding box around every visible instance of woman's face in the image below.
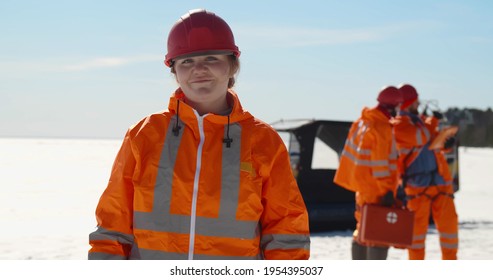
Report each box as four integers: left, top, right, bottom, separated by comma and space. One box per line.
174, 54, 233, 107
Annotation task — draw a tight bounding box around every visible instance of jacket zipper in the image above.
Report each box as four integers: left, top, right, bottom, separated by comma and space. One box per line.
188, 112, 206, 260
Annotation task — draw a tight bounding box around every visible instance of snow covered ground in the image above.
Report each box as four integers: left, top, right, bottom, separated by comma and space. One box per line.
0, 138, 492, 261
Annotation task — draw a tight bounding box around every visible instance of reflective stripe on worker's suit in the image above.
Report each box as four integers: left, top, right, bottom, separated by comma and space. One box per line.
88, 89, 310, 260
394, 112, 458, 260
334, 107, 400, 246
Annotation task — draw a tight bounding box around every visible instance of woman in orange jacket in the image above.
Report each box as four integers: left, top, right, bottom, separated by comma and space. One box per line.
394, 84, 458, 260
88, 9, 310, 260
334, 86, 402, 260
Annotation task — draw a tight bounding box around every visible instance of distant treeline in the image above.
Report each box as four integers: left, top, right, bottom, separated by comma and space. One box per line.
444, 108, 493, 147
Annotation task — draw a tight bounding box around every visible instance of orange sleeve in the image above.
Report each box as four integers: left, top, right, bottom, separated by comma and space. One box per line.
333, 121, 360, 192
89, 129, 137, 258
255, 127, 310, 260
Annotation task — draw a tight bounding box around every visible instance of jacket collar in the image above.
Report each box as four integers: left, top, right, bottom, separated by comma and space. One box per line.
167, 88, 253, 125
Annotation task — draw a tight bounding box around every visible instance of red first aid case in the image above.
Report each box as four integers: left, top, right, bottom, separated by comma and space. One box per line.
359, 204, 415, 247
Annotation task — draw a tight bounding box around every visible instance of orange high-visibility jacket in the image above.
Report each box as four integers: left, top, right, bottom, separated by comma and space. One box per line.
393, 112, 452, 187
334, 107, 399, 203
88, 89, 310, 260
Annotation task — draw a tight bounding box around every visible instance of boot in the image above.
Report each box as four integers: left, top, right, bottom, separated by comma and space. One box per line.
367, 246, 389, 260
351, 240, 368, 260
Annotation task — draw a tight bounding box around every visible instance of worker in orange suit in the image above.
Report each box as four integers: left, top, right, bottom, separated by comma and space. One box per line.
334, 86, 403, 260
88, 9, 310, 260
394, 84, 459, 260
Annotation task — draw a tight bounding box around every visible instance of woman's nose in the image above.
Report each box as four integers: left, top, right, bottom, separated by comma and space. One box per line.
192, 61, 207, 71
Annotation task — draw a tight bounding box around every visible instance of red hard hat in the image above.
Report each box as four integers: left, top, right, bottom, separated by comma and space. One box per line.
398, 84, 419, 109
164, 9, 241, 67
377, 86, 403, 107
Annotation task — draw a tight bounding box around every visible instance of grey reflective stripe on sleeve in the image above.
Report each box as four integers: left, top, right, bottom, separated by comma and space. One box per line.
133, 118, 260, 258
88, 252, 127, 260
346, 138, 371, 156
89, 226, 134, 245
136, 248, 262, 260
260, 234, 310, 251
345, 120, 371, 156
347, 123, 371, 156
341, 150, 389, 167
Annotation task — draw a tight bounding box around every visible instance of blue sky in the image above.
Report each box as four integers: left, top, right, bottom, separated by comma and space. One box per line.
1, 0, 492, 139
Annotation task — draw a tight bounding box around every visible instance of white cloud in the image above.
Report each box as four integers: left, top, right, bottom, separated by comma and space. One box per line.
64, 57, 128, 71
63, 55, 163, 71
235, 21, 440, 48
0, 54, 164, 75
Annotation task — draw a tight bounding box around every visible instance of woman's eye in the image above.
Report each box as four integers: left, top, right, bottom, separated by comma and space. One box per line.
181, 59, 193, 64
205, 56, 218, 61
